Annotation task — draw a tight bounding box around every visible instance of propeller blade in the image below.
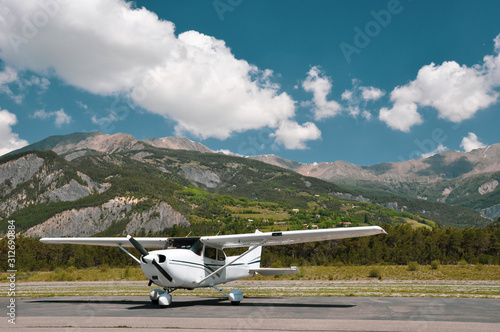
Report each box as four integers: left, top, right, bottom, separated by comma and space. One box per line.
152, 258, 173, 282
127, 235, 149, 256
127, 235, 173, 282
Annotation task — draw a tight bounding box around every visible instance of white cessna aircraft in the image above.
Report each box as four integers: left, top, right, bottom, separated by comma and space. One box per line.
40, 225, 386, 307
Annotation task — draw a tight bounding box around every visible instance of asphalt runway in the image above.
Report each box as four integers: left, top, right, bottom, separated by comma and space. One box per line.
2, 295, 500, 331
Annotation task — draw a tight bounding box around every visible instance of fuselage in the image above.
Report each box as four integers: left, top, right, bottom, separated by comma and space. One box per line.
140, 247, 259, 288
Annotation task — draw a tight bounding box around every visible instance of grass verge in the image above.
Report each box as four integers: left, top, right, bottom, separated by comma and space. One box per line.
1, 265, 499, 298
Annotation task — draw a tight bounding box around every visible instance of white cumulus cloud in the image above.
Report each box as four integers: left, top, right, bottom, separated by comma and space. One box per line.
0, 66, 22, 103
0, 109, 28, 155
360, 86, 385, 101
379, 101, 423, 132
271, 120, 321, 150
302, 66, 341, 120
0, 0, 317, 148
342, 79, 385, 118
379, 34, 500, 132
33, 108, 71, 127
421, 143, 448, 158
0, 66, 50, 102
460, 132, 486, 152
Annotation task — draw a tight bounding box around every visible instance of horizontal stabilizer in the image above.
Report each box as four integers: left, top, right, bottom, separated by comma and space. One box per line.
250, 266, 299, 276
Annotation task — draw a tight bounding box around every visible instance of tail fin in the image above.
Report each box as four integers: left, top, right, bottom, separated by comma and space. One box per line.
241, 229, 262, 268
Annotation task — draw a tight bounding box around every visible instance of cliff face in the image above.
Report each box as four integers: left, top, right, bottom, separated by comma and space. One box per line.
0, 152, 110, 219
0, 149, 192, 237
24, 197, 189, 237
0, 154, 44, 196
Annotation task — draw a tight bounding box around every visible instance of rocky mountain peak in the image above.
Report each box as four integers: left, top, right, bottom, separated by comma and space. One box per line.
141, 136, 212, 153
7, 131, 214, 160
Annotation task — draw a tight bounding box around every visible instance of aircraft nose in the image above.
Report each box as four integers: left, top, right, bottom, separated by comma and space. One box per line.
142, 253, 157, 264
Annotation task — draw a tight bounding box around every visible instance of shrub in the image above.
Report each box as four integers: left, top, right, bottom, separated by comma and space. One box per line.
408, 261, 420, 271
368, 267, 382, 278
458, 259, 468, 268
430, 260, 440, 270
51, 270, 75, 281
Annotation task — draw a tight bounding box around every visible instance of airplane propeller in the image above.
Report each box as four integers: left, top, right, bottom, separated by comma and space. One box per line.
127, 235, 173, 282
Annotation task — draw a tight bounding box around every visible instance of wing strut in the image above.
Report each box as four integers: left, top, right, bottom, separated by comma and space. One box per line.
118, 245, 141, 264
195, 242, 264, 285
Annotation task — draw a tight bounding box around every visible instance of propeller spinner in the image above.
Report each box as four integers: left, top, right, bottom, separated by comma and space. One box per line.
127, 235, 173, 282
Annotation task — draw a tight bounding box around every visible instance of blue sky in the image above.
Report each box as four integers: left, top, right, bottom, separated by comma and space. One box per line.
1, 0, 499, 165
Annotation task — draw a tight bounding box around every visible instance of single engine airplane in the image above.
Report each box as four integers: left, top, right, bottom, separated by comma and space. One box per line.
40, 225, 386, 307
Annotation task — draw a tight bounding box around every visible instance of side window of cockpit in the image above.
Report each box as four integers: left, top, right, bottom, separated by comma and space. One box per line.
193, 241, 203, 256
217, 249, 225, 261
204, 246, 217, 260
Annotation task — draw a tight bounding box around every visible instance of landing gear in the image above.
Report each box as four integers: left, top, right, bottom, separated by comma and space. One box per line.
158, 292, 172, 307
212, 285, 243, 305
150, 288, 176, 307
149, 288, 164, 305
229, 289, 243, 305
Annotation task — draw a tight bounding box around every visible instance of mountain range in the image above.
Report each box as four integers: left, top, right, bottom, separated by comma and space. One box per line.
1, 131, 497, 237
253, 144, 500, 220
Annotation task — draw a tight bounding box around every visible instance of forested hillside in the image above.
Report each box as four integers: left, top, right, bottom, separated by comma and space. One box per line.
1, 133, 499, 270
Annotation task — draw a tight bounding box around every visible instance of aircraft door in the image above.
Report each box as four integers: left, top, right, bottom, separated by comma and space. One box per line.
203, 245, 226, 282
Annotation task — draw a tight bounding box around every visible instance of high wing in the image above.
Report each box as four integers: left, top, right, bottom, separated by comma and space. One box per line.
201, 226, 386, 249
39, 237, 170, 248
40, 226, 386, 249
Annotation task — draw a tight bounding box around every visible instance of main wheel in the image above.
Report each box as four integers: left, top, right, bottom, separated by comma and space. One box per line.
158, 293, 173, 307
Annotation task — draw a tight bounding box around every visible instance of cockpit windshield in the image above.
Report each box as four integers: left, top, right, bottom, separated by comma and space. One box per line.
164, 237, 201, 250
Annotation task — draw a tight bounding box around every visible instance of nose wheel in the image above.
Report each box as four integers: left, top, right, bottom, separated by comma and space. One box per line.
150, 288, 176, 307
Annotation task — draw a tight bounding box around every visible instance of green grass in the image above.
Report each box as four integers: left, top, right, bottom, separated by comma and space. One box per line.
2, 264, 499, 284
226, 205, 290, 220
1, 265, 499, 298
404, 218, 433, 229
0, 266, 146, 283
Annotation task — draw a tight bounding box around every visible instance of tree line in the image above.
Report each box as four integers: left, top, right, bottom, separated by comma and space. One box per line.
1, 223, 499, 272
263, 224, 500, 267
